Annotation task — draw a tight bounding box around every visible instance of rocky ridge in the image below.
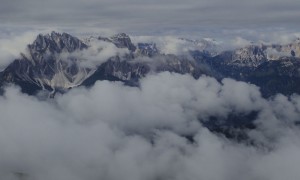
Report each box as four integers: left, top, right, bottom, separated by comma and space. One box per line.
1, 31, 300, 97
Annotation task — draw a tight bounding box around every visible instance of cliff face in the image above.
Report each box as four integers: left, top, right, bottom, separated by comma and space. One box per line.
0, 32, 91, 92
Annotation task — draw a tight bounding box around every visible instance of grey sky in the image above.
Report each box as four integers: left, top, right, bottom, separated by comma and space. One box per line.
1, 0, 300, 35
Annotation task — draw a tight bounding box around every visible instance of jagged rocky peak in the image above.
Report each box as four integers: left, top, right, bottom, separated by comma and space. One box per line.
29, 31, 88, 54
233, 44, 267, 61
212, 38, 300, 68
136, 43, 159, 57
98, 33, 136, 52
110, 33, 136, 51
110, 33, 130, 39
0, 31, 93, 92
215, 44, 268, 67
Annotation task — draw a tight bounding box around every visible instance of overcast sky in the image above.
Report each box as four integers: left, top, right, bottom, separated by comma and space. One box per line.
1, 0, 300, 35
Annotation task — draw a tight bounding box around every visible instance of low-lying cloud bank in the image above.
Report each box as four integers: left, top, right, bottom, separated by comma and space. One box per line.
0, 72, 300, 180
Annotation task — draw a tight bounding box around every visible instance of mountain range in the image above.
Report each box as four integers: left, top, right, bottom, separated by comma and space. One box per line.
1, 31, 300, 98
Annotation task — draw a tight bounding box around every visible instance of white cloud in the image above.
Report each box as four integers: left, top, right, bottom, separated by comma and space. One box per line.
0, 72, 300, 179
156, 37, 195, 55
0, 29, 61, 70
0, 31, 36, 70
230, 37, 253, 48
266, 48, 291, 60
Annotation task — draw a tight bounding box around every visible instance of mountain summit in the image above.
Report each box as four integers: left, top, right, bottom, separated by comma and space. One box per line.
0, 32, 91, 93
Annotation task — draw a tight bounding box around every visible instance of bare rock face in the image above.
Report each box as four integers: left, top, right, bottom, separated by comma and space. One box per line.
97, 33, 137, 52
0, 31, 92, 93
0, 32, 205, 95
215, 41, 300, 68
231, 45, 268, 67
136, 43, 159, 57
